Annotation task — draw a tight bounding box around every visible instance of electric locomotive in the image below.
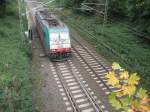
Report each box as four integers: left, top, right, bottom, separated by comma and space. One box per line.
35, 10, 72, 61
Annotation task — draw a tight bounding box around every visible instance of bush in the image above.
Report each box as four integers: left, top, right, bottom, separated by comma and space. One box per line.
0, 0, 34, 111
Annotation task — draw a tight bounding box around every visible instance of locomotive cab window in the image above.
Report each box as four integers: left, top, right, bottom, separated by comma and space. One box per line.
60, 32, 69, 39
50, 32, 59, 44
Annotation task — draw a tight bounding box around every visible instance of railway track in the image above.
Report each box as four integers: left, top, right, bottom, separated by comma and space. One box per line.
26, 1, 115, 111
51, 61, 103, 112
71, 36, 118, 95
48, 35, 119, 112
27, 1, 117, 111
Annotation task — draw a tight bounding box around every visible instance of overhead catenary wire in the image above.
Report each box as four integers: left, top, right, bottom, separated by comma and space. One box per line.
101, 0, 108, 34
81, 3, 105, 6
79, 2, 150, 39
18, 0, 24, 38
26, 0, 56, 14
80, 0, 108, 35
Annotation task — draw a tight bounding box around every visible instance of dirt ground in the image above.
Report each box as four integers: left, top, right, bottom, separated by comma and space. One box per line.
31, 37, 67, 112
27, 0, 116, 111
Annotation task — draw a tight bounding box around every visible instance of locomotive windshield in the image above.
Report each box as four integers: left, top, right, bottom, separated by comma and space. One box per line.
50, 32, 59, 44
50, 31, 70, 49
60, 32, 70, 43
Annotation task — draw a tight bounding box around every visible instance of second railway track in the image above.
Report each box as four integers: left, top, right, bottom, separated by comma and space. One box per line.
71, 36, 118, 94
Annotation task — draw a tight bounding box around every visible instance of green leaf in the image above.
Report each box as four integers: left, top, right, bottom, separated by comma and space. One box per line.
138, 88, 147, 99
108, 92, 115, 99
108, 92, 122, 109
120, 96, 132, 107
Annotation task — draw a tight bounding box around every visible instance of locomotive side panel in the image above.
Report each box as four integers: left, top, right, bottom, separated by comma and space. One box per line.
35, 15, 50, 54
43, 27, 50, 50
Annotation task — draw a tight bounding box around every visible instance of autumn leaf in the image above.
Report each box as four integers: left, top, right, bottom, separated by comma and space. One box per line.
117, 90, 124, 97
107, 62, 150, 112
140, 96, 150, 111
120, 71, 129, 80
132, 98, 150, 112
106, 72, 119, 86
127, 73, 140, 86
127, 109, 134, 112
132, 99, 141, 109
140, 105, 150, 111
141, 96, 150, 104
122, 85, 136, 96
112, 62, 122, 70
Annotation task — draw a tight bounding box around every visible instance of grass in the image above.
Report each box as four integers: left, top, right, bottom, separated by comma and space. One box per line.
0, 1, 34, 112
57, 10, 150, 89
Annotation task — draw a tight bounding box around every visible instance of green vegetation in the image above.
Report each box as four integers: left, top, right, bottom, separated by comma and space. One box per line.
106, 63, 150, 112
0, 0, 6, 15
56, 10, 150, 89
48, 0, 150, 89
54, 0, 150, 34
108, 0, 150, 34
0, 0, 34, 111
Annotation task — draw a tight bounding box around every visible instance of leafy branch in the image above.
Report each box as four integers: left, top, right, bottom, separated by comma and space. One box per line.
105, 62, 150, 112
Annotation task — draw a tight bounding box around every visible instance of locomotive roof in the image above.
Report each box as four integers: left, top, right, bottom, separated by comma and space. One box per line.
37, 10, 65, 28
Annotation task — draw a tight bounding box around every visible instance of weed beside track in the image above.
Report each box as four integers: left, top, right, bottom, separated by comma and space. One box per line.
56, 10, 150, 89
0, 1, 34, 112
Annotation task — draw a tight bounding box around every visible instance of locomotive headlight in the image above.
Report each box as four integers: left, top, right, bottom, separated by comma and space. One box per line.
51, 49, 56, 52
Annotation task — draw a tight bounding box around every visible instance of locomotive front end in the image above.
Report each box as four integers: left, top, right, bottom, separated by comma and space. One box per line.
35, 10, 72, 61
49, 27, 72, 61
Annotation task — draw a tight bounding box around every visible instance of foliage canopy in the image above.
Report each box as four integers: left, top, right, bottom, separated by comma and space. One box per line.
57, 0, 150, 33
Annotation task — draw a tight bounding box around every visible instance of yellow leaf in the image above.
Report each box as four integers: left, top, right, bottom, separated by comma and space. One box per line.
112, 62, 122, 70
132, 99, 141, 109
127, 109, 134, 112
106, 71, 116, 79
127, 73, 140, 86
122, 85, 136, 96
115, 84, 121, 88
116, 90, 124, 97
106, 72, 119, 86
120, 71, 129, 79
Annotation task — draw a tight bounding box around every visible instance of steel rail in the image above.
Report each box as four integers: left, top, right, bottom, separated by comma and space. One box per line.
71, 45, 112, 92
72, 35, 110, 73
66, 61, 103, 112
53, 62, 79, 112
53, 61, 104, 112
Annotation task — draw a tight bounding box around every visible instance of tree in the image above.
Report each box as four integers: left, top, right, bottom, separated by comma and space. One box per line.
57, 0, 150, 34
0, 0, 6, 16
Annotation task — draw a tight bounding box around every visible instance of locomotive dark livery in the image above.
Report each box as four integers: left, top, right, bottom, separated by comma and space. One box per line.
35, 10, 72, 61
